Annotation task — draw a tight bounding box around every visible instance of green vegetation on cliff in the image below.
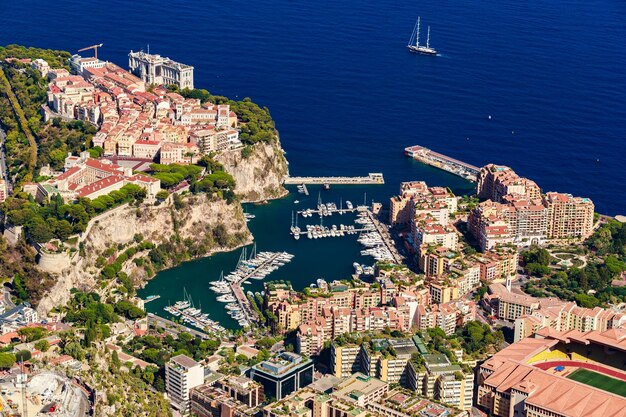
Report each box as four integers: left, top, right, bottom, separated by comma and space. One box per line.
170, 85, 278, 145
0, 44, 71, 69
0, 235, 54, 305
0, 45, 97, 184
4, 184, 147, 243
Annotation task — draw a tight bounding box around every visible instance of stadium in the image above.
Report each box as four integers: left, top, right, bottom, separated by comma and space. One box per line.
477, 327, 626, 417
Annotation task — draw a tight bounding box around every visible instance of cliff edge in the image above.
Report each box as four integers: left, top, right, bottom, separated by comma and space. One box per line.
36, 195, 251, 315
217, 140, 289, 202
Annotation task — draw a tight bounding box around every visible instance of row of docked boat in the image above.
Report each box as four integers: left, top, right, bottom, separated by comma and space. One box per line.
353, 262, 375, 276
360, 246, 394, 262
224, 302, 251, 327
305, 224, 358, 239
300, 200, 355, 218
355, 212, 395, 262
163, 298, 226, 333
230, 250, 294, 282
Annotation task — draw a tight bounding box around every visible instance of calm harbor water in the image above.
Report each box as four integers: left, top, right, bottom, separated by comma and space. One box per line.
1, 0, 625, 328
139, 163, 473, 329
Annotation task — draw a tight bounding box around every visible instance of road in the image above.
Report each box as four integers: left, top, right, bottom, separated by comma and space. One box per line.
147, 313, 211, 340
3, 288, 15, 309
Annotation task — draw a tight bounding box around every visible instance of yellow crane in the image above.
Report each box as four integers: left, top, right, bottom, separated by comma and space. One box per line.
77, 43, 104, 60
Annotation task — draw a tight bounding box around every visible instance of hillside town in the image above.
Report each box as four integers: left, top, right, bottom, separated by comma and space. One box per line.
44, 52, 241, 162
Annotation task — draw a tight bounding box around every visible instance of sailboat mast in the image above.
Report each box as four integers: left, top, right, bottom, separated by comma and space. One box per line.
408, 18, 418, 46
416, 17, 421, 47
427, 26, 431, 48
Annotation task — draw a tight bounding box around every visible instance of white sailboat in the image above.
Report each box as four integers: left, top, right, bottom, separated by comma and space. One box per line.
407, 16, 437, 56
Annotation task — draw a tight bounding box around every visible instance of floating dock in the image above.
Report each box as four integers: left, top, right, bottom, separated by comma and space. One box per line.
142, 295, 161, 304
284, 173, 384, 185
404, 145, 479, 181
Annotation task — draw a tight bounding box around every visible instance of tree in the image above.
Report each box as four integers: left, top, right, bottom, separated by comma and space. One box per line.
111, 350, 121, 372
155, 190, 169, 201
15, 350, 31, 362
142, 370, 155, 385
35, 339, 50, 352
18, 326, 46, 342
83, 319, 97, 346
64, 341, 85, 360
153, 375, 165, 392
0, 353, 16, 369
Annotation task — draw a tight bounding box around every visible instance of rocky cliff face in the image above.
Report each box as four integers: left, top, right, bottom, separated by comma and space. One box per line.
217, 140, 289, 202
36, 196, 251, 315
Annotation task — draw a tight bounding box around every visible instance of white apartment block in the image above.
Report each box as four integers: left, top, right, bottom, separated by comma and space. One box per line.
165, 354, 204, 414
69, 54, 106, 75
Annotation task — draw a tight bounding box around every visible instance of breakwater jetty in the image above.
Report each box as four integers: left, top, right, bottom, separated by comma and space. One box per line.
404, 145, 479, 181
284, 173, 384, 185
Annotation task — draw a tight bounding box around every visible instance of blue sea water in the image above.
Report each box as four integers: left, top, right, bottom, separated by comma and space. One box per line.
1, 0, 625, 214
1, 0, 625, 328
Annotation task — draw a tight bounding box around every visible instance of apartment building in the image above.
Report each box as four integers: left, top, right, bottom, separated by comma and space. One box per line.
412, 220, 458, 250
331, 343, 364, 379
190, 376, 263, 417
407, 353, 474, 411
473, 165, 594, 248
297, 320, 327, 356
0, 179, 7, 203
418, 244, 460, 277
165, 354, 205, 413
160, 142, 200, 165
248, 352, 314, 400
477, 164, 541, 203
485, 283, 541, 321
31, 58, 50, 77
428, 278, 460, 304
389, 181, 429, 225
514, 301, 626, 342
544, 191, 594, 240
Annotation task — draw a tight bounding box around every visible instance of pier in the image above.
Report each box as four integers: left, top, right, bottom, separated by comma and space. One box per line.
404, 144, 479, 181
213, 249, 294, 327
284, 173, 384, 185
142, 295, 160, 304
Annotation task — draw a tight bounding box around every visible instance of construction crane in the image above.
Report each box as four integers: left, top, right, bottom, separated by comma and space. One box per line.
77, 43, 104, 60
19, 361, 27, 417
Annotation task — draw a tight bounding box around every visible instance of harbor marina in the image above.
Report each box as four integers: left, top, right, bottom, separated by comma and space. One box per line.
209, 245, 294, 327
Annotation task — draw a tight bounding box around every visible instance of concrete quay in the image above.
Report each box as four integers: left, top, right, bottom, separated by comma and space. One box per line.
365, 210, 404, 265
284, 173, 384, 185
